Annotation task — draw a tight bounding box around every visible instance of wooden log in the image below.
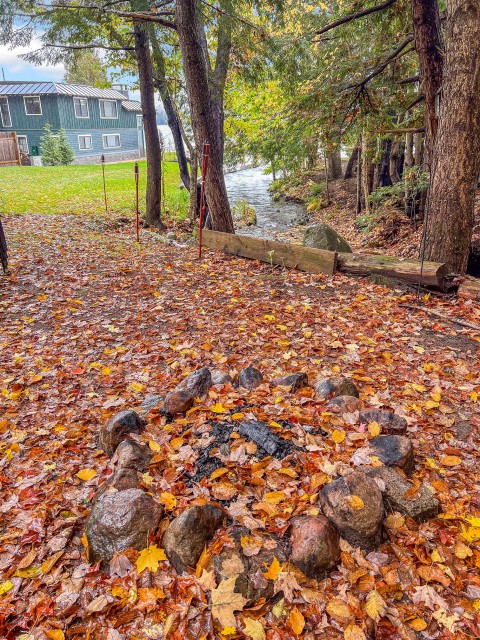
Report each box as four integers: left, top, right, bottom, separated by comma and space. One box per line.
202, 229, 337, 276
457, 276, 480, 301
336, 253, 448, 289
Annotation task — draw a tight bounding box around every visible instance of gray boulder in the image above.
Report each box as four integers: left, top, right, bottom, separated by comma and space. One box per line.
98, 410, 146, 457
359, 408, 407, 435
162, 505, 225, 572
320, 471, 384, 551
138, 394, 164, 416
327, 395, 362, 413
272, 372, 309, 392
238, 366, 263, 390
361, 466, 440, 522
211, 370, 234, 387
315, 376, 359, 400
351, 435, 414, 474
86, 488, 162, 566
112, 440, 152, 472
92, 468, 139, 505
303, 222, 352, 253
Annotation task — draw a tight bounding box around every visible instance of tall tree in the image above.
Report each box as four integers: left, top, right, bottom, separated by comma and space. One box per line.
176, 0, 235, 233
424, 0, 480, 273
64, 49, 110, 87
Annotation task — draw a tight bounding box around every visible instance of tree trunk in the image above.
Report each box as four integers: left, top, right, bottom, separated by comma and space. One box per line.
327, 148, 342, 179
411, 0, 444, 161
414, 132, 424, 165
133, 18, 164, 229
188, 152, 198, 223
344, 140, 360, 179
389, 139, 401, 183
424, 0, 480, 274
356, 137, 363, 214
175, 0, 234, 233
150, 29, 190, 190
405, 132, 414, 169
361, 134, 374, 212
375, 137, 393, 188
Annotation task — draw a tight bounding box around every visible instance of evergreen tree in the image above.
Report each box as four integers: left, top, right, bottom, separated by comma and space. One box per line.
40, 123, 61, 166
57, 128, 75, 165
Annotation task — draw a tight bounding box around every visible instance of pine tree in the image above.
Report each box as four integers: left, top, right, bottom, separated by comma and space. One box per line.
40, 123, 61, 166
57, 128, 75, 165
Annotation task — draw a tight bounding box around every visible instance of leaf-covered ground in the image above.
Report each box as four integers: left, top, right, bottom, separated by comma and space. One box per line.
0, 213, 479, 640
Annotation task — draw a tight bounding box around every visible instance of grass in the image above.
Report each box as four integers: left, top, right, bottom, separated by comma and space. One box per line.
0, 159, 187, 218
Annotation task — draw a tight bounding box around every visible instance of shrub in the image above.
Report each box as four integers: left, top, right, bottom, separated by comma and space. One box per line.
40, 123, 74, 166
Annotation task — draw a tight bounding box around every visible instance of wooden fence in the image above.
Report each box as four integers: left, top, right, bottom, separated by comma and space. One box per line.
0, 132, 21, 166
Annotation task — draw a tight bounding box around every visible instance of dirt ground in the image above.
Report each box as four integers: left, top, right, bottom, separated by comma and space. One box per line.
0, 213, 479, 639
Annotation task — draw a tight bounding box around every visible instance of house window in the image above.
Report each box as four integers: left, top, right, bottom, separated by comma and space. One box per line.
0, 97, 12, 127
17, 136, 29, 154
99, 99, 118, 119
24, 95, 42, 115
78, 134, 92, 150
74, 97, 89, 118
103, 133, 121, 148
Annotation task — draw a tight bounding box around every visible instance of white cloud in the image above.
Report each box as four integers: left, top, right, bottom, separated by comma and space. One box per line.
0, 38, 65, 82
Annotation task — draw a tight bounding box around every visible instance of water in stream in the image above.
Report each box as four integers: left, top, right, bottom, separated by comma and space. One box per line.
224, 167, 308, 237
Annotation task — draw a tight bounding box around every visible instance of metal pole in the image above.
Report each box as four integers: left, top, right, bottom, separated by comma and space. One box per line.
198, 142, 210, 259
135, 162, 140, 243
101, 154, 108, 214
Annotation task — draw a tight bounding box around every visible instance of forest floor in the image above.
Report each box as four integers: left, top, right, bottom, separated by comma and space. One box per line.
270, 168, 480, 266
1, 213, 480, 639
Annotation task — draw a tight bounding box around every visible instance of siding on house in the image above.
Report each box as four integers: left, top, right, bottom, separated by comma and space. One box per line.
65, 128, 140, 156
57, 96, 138, 130
0, 94, 61, 132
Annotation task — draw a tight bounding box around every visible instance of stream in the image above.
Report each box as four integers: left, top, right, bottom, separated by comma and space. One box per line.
224, 167, 308, 237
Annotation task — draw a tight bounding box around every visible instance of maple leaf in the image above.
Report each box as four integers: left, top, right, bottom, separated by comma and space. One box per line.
263, 556, 281, 580
365, 590, 387, 622
243, 617, 266, 640
159, 492, 177, 509
344, 624, 367, 640
289, 607, 305, 635
346, 495, 365, 510
136, 545, 167, 574
211, 577, 247, 628
76, 468, 97, 481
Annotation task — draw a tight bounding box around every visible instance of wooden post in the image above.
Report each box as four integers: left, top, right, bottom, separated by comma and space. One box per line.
13, 132, 21, 166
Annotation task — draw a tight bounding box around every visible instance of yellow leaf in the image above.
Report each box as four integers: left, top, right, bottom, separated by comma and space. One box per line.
211, 577, 248, 627
221, 627, 237, 636
263, 556, 281, 581
159, 492, 177, 510
424, 400, 440, 410
41, 551, 63, 575
346, 495, 365, 510
76, 468, 97, 481
0, 580, 13, 596
466, 516, 480, 527
148, 440, 161, 452
454, 541, 472, 559
136, 545, 167, 574
326, 599, 354, 622
211, 402, 227, 414
129, 382, 146, 393
473, 600, 480, 611
344, 624, 367, 640
45, 631, 65, 640
408, 619, 427, 631
367, 422, 381, 437
231, 412, 244, 420
101, 366, 111, 376
470, 391, 478, 403
14, 565, 42, 578
431, 549, 442, 563
365, 590, 387, 622
410, 383, 426, 392
264, 491, 286, 504
331, 429, 345, 444
289, 607, 305, 635
460, 524, 480, 542
142, 472, 153, 485
243, 617, 266, 640
441, 455, 462, 467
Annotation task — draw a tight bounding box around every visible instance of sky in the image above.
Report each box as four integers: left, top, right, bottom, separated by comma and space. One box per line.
0, 39, 65, 83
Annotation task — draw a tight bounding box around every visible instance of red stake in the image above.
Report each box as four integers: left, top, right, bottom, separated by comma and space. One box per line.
198, 142, 210, 258
134, 162, 140, 243
101, 154, 108, 214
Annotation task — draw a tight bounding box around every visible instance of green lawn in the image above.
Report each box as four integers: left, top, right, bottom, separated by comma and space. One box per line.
0, 159, 188, 217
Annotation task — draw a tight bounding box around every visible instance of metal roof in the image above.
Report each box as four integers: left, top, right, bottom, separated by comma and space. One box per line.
121, 100, 142, 112
0, 81, 130, 100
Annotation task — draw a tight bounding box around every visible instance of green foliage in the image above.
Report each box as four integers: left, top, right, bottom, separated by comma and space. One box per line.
57, 128, 75, 165
64, 50, 110, 87
40, 124, 74, 166
232, 200, 257, 225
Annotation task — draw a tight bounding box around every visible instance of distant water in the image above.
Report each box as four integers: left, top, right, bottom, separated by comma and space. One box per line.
158, 125, 175, 152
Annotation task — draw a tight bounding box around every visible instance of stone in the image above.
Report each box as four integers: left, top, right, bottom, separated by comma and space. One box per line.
238, 366, 263, 390
320, 471, 384, 550
272, 372, 309, 392
86, 488, 162, 566
209, 527, 287, 603
327, 395, 361, 413
351, 435, 414, 474
211, 370, 233, 387
92, 468, 139, 505
98, 410, 146, 457
361, 466, 440, 522
163, 367, 212, 416
112, 440, 152, 472
162, 505, 225, 572
138, 394, 164, 416
314, 376, 359, 400
359, 408, 407, 435
289, 515, 340, 579
303, 222, 352, 253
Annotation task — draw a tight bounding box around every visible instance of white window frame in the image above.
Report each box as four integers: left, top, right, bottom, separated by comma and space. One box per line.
24, 95, 42, 116
78, 134, 93, 150
0, 97, 12, 127
99, 99, 118, 119
102, 133, 121, 149
73, 97, 89, 119
17, 135, 29, 154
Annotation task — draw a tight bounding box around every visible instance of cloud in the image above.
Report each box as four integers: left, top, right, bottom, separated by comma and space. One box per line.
0, 38, 65, 82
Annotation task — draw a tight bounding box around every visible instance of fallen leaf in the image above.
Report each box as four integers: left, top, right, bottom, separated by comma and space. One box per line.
243, 617, 266, 640
365, 590, 387, 622
211, 577, 248, 628
289, 607, 305, 635
76, 468, 97, 481
136, 545, 167, 574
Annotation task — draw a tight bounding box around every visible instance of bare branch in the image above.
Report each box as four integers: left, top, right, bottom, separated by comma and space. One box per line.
45, 43, 134, 51
314, 0, 397, 38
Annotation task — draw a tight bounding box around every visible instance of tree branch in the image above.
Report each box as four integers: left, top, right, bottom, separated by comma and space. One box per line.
397, 74, 420, 85
314, 0, 397, 37
345, 36, 414, 90
45, 43, 134, 51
